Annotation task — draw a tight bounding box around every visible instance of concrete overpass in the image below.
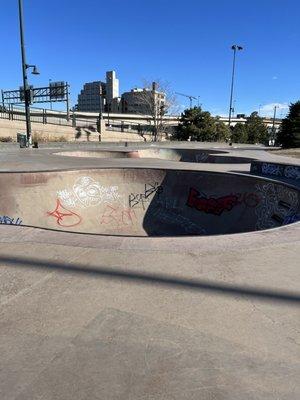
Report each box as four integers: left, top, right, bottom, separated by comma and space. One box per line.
1, 105, 282, 128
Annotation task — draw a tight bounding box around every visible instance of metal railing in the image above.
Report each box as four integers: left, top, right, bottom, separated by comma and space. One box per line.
0, 105, 155, 136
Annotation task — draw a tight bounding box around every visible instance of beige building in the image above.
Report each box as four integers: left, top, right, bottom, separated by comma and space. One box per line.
77, 71, 120, 113
121, 85, 166, 115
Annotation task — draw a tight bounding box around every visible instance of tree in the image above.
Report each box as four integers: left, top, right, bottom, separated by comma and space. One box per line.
277, 101, 300, 148
135, 80, 178, 141
214, 119, 231, 142
231, 122, 248, 143
245, 112, 269, 144
173, 107, 218, 141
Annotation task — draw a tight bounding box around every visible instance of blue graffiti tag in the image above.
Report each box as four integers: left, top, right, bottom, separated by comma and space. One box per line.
0, 216, 23, 225
283, 214, 300, 225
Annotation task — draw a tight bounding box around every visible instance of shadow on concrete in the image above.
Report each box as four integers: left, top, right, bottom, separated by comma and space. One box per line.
142, 169, 299, 236
1, 255, 299, 305
75, 126, 97, 141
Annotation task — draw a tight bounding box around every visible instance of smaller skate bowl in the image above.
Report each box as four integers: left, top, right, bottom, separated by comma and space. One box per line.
0, 169, 299, 236
54, 148, 254, 164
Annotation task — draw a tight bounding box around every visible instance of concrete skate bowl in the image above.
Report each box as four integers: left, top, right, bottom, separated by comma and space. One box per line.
0, 169, 299, 236
54, 148, 254, 164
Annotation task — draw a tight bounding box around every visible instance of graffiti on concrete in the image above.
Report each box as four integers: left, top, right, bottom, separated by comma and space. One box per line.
255, 183, 299, 229
241, 192, 261, 208
129, 182, 163, 209
284, 166, 300, 180
57, 189, 78, 208
47, 199, 82, 227
0, 216, 22, 225
156, 197, 182, 212
152, 207, 206, 234
187, 188, 240, 216
100, 205, 137, 228
252, 162, 300, 182
195, 153, 209, 162
57, 176, 122, 208
261, 163, 281, 176
282, 214, 300, 225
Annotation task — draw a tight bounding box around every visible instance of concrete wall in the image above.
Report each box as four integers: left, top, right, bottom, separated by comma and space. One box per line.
0, 119, 147, 143
0, 169, 299, 236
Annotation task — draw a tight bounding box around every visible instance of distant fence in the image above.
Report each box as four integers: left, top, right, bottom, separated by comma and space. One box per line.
0, 105, 91, 127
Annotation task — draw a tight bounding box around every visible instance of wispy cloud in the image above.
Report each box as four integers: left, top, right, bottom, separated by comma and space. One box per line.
272, 76, 278, 80
260, 102, 289, 117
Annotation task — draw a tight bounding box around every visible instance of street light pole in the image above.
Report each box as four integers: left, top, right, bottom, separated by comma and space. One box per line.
97, 90, 103, 141
18, 0, 31, 146
18, 0, 39, 147
228, 44, 243, 141
258, 104, 262, 116
271, 105, 278, 145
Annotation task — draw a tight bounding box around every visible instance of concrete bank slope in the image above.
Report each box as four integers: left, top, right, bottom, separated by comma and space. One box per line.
0, 168, 299, 236
0, 224, 299, 400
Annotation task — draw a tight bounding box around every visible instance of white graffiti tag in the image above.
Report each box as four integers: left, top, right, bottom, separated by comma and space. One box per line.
255, 183, 299, 229
57, 189, 77, 208
57, 176, 122, 208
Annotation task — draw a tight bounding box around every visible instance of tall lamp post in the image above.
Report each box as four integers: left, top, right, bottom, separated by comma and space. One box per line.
271, 105, 278, 145
228, 44, 243, 143
97, 91, 104, 141
18, 0, 40, 146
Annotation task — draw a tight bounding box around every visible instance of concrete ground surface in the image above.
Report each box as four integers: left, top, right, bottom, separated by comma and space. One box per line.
0, 142, 299, 400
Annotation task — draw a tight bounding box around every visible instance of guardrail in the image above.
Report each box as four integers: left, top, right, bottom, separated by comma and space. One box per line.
0, 105, 156, 135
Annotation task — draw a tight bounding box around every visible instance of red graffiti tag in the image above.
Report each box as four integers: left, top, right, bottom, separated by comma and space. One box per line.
187, 188, 240, 216
47, 199, 82, 227
100, 205, 137, 228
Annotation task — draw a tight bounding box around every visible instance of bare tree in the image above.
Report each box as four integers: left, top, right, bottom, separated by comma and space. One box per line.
133, 79, 178, 141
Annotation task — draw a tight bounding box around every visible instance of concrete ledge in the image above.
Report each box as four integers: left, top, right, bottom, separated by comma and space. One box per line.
0, 118, 148, 143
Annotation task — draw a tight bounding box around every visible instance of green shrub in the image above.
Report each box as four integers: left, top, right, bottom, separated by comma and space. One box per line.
0, 136, 13, 142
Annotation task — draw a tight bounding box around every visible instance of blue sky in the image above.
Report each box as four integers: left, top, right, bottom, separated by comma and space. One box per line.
1, 0, 299, 116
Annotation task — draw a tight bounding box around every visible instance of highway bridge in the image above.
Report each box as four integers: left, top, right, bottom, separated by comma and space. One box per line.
0, 105, 282, 129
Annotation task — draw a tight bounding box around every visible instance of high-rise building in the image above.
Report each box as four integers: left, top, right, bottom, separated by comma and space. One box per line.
77, 81, 106, 112
76, 72, 166, 115
106, 71, 119, 110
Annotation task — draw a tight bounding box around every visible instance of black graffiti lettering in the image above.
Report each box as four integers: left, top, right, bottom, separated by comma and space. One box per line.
129, 182, 163, 208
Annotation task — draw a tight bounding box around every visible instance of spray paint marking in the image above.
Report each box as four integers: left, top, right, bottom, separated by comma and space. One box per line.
186, 188, 240, 216
47, 199, 82, 227
100, 205, 137, 228
0, 216, 22, 225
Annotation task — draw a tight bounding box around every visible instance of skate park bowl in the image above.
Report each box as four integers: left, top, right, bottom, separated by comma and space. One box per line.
54, 148, 255, 164
0, 168, 299, 236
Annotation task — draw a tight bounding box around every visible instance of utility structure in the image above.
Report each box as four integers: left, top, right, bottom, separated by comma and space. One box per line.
97, 92, 105, 141
228, 45, 243, 137
271, 105, 278, 144
49, 79, 52, 110
175, 92, 197, 109
18, 0, 40, 146
152, 82, 158, 142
